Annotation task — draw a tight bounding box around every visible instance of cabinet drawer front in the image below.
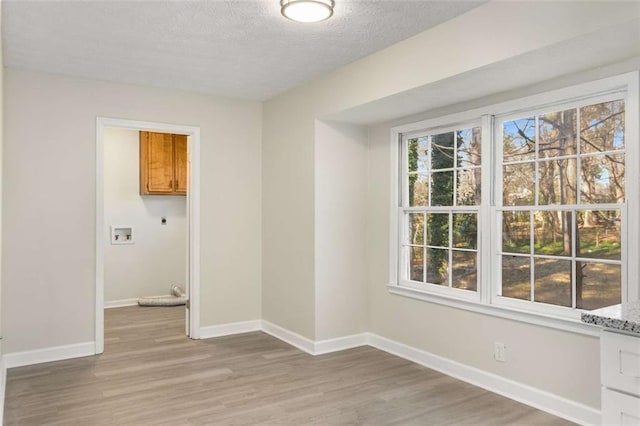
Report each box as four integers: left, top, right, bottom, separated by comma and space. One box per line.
602, 388, 640, 426
602, 331, 640, 395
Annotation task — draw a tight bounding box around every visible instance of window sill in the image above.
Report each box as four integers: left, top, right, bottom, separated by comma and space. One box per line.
387, 284, 602, 337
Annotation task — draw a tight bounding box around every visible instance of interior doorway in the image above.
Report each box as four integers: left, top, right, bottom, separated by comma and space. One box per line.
95, 118, 201, 354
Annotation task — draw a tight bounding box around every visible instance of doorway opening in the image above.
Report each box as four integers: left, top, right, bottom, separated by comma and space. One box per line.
95, 118, 201, 354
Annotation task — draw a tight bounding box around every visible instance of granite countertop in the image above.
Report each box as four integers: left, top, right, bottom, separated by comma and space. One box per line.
581, 300, 640, 335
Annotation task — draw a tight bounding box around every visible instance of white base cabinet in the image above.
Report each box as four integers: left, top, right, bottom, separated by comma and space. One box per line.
601, 330, 640, 425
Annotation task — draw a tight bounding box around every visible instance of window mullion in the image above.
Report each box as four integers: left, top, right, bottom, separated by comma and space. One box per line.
453, 131, 458, 208
427, 136, 432, 207
448, 212, 453, 288
534, 115, 540, 206
571, 210, 577, 309
481, 114, 494, 305
576, 106, 582, 205
529, 210, 535, 303
422, 212, 427, 284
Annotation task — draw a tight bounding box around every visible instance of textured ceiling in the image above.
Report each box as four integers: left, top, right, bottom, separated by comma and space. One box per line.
2, 0, 485, 100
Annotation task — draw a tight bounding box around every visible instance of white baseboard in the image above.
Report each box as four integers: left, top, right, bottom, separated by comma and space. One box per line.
104, 298, 139, 308
3, 341, 96, 369
199, 320, 261, 339
314, 333, 368, 355
367, 333, 599, 426
260, 321, 367, 355
261, 320, 316, 355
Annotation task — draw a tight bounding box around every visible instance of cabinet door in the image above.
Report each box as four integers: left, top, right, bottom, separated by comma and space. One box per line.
602, 331, 640, 396
140, 132, 175, 194
602, 388, 640, 426
174, 134, 188, 194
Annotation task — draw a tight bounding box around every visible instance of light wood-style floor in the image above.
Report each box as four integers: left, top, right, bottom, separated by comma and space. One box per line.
4, 306, 574, 425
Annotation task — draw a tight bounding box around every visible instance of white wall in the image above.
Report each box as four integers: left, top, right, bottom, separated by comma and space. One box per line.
262, 90, 316, 338
314, 121, 368, 340
261, 0, 640, 411
104, 128, 186, 303
2, 69, 262, 353
0, 0, 5, 392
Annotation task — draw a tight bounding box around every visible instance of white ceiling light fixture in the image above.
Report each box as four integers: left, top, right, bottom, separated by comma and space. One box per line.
280, 0, 335, 23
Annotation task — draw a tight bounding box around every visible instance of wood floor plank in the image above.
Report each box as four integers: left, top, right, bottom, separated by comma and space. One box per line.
4, 306, 575, 425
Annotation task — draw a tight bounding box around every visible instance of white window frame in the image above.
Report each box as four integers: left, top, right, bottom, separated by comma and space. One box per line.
493, 91, 629, 319
398, 120, 485, 303
388, 72, 639, 336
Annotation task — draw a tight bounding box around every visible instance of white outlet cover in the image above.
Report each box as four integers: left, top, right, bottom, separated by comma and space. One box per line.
494, 342, 507, 362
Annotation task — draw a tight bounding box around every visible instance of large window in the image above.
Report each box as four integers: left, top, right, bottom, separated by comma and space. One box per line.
496, 98, 625, 314
391, 74, 638, 323
400, 124, 482, 300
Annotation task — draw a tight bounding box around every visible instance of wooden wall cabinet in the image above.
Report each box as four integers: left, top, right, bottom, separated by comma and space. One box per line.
140, 131, 188, 195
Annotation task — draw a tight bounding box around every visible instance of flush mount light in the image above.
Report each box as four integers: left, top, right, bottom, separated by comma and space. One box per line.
280, 0, 335, 23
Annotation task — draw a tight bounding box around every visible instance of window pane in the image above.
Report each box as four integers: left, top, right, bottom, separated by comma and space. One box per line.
456, 168, 481, 206
407, 137, 429, 173
430, 132, 455, 170
426, 213, 449, 248
534, 210, 572, 256
457, 128, 481, 167
538, 109, 577, 158
430, 171, 454, 206
580, 154, 625, 204
503, 163, 535, 206
502, 255, 530, 301
452, 251, 477, 291
408, 173, 429, 206
576, 262, 621, 310
577, 210, 621, 260
407, 213, 425, 245
503, 118, 535, 162
453, 213, 477, 249
502, 211, 530, 254
408, 246, 424, 282
534, 258, 572, 307
580, 100, 625, 154
426, 248, 449, 285
538, 158, 577, 205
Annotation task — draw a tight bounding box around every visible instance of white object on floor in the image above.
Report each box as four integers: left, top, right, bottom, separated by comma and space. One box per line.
138, 285, 186, 306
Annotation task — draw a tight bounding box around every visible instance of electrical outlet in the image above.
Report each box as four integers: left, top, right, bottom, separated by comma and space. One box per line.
494, 342, 507, 362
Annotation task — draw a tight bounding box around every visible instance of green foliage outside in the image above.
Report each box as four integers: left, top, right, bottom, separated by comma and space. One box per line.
408, 139, 418, 206
408, 131, 479, 284
428, 133, 454, 279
